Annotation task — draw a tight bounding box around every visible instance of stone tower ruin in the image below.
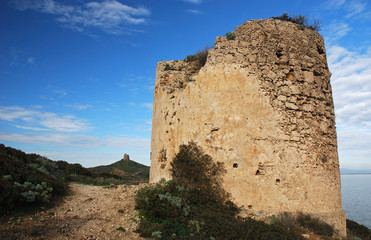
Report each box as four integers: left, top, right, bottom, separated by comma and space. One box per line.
150, 18, 346, 237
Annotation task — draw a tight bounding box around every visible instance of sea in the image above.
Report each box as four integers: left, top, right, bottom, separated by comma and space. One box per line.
341, 174, 371, 229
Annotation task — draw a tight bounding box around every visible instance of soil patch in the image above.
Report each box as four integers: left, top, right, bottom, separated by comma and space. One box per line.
0, 183, 146, 240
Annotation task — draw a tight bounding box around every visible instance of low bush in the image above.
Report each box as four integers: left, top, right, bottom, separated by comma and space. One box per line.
297, 213, 334, 236
273, 13, 321, 31
225, 32, 236, 40
346, 219, 371, 240
135, 142, 302, 239
0, 152, 67, 212
164, 64, 176, 71
184, 45, 212, 69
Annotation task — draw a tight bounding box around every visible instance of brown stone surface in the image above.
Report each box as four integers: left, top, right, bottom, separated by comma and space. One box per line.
150, 18, 346, 238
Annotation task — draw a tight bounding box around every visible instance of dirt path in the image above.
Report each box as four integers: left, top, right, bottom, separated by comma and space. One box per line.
0, 183, 147, 240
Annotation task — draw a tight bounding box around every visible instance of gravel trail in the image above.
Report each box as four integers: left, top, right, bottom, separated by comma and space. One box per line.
0, 183, 147, 240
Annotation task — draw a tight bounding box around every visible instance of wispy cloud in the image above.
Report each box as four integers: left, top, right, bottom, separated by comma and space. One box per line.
0, 106, 91, 132
0, 131, 149, 149
44, 85, 69, 98
322, 0, 369, 20
322, 0, 347, 9
329, 45, 371, 128
182, 0, 203, 4
52, 89, 68, 97
345, 0, 367, 18
9, 47, 21, 66
323, 20, 352, 43
141, 102, 153, 111
10, 0, 150, 35
27, 57, 35, 64
328, 44, 371, 170
187, 9, 204, 14
337, 127, 371, 170
0, 131, 101, 147
67, 104, 92, 110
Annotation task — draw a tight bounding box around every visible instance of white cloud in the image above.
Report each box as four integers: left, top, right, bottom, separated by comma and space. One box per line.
323, 21, 352, 43
52, 89, 68, 97
105, 137, 150, 148
329, 45, 371, 129
187, 9, 204, 14
0, 106, 91, 132
338, 128, 371, 150
14, 125, 48, 131
67, 104, 92, 110
44, 85, 69, 98
27, 57, 35, 64
345, 0, 367, 18
10, 0, 150, 35
141, 102, 153, 111
182, 0, 203, 4
328, 45, 371, 169
337, 128, 371, 170
0, 132, 146, 149
322, 0, 347, 9
9, 47, 21, 66
0, 132, 101, 147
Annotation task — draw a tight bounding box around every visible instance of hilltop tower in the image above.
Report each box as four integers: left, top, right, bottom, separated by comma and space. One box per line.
150, 18, 346, 237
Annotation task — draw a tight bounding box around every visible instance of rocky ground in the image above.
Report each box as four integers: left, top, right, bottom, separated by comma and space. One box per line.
0, 183, 354, 240
0, 183, 147, 240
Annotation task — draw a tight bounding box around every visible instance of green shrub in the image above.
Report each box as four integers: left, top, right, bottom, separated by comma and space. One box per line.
184, 54, 196, 62
278, 212, 301, 231
164, 64, 175, 71
116, 226, 126, 232
135, 142, 302, 240
225, 32, 236, 40
184, 45, 211, 69
0, 148, 67, 212
273, 13, 321, 31
31, 227, 40, 236
346, 219, 371, 240
14, 181, 53, 203
297, 213, 334, 237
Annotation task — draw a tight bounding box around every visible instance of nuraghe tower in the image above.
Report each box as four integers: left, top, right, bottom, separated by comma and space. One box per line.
150, 18, 346, 237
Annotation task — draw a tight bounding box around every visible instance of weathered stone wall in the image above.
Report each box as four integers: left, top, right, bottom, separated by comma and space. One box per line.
150, 18, 346, 237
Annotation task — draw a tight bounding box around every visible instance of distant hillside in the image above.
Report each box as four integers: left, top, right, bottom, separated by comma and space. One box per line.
88, 154, 149, 184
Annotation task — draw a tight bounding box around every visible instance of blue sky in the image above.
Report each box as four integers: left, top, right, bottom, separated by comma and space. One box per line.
0, 0, 370, 169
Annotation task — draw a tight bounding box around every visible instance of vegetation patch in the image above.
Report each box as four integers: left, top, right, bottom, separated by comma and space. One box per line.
297, 213, 334, 236
225, 32, 236, 40
273, 13, 321, 31
135, 142, 303, 239
0, 145, 68, 212
0, 144, 149, 214
346, 219, 371, 240
184, 45, 212, 70
116, 226, 126, 232
164, 64, 176, 71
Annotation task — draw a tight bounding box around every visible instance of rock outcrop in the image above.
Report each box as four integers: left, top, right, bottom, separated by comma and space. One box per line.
150, 18, 346, 237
